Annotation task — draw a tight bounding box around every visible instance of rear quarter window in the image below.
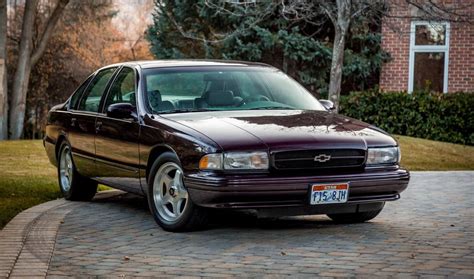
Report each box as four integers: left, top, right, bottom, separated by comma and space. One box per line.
69, 76, 93, 110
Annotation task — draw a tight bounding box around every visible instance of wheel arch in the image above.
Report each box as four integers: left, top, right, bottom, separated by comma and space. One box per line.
146, 144, 181, 184
55, 134, 68, 160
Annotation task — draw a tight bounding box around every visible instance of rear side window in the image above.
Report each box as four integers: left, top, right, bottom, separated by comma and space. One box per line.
69, 76, 92, 110
78, 67, 117, 112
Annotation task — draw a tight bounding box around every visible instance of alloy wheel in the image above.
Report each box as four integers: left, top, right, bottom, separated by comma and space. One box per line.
152, 162, 189, 223
59, 146, 73, 192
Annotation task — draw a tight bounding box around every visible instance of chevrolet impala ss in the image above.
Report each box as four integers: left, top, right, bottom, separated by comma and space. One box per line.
44, 60, 409, 231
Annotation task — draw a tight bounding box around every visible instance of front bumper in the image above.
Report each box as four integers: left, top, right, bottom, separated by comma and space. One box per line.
184, 167, 409, 214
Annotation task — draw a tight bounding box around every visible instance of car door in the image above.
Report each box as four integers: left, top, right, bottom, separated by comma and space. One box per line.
94, 66, 142, 194
68, 67, 118, 176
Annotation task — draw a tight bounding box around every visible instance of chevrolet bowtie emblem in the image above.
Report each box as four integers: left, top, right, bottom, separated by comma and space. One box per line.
314, 154, 331, 162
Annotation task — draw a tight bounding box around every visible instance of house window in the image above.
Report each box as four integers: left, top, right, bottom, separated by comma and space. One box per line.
408, 21, 450, 93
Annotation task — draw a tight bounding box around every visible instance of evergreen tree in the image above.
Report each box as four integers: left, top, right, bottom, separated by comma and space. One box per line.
146, 0, 389, 98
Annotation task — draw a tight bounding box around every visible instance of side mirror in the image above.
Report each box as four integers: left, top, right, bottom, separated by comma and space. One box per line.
106, 103, 137, 120
319, 100, 336, 111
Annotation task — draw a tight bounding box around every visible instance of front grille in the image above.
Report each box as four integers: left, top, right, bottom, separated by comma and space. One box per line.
272, 149, 366, 170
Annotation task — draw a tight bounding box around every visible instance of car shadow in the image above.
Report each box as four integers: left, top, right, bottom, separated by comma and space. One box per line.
91, 190, 379, 232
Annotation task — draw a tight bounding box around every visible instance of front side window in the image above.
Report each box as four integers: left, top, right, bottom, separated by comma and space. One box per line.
78, 67, 117, 112
103, 67, 136, 111
409, 22, 450, 93
143, 66, 325, 113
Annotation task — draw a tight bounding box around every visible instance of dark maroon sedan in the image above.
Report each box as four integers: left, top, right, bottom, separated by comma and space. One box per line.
44, 60, 409, 231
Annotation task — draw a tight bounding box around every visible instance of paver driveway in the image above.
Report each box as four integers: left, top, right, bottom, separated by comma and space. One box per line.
2, 172, 474, 278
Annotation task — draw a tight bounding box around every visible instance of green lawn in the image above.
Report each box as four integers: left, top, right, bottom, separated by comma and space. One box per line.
0, 140, 109, 228
0, 137, 473, 228
395, 135, 474, 171
0, 140, 61, 228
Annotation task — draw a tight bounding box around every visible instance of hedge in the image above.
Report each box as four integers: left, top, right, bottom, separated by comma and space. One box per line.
339, 91, 474, 145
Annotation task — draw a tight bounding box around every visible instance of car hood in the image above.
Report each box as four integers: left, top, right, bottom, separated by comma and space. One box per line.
161, 110, 397, 151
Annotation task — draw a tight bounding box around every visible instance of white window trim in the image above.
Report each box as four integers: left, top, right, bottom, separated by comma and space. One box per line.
408, 21, 450, 93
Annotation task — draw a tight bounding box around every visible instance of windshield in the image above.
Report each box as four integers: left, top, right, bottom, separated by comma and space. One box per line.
143, 66, 326, 113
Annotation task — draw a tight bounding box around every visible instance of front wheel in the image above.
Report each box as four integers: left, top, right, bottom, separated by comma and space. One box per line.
327, 204, 384, 223
57, 141, 97, 201
147, 152, 208, 231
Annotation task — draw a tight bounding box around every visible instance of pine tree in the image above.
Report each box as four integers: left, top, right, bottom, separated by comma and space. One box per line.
146, 0, 389, 98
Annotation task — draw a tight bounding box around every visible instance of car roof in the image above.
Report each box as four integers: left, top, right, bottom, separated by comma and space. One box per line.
105, 59, 275, 70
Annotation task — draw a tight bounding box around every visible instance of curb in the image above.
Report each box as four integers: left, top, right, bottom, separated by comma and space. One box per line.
0, 190, 123, 278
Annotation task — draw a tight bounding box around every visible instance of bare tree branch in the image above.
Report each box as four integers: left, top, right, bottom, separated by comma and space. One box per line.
320, 2, 337, 25
400, 0, 474, 23
31, 0, 70, 66
151, 0, 473, 113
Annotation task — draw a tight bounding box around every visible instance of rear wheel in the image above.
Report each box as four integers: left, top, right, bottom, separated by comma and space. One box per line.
58, 141, 97, 201
147, 152, 208, 231
327, 205, 384, 223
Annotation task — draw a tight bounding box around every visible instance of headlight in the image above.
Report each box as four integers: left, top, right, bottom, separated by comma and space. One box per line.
366, 147, 399, 165
224, 152, 269, 170
199, 152, 269, 170
199, 153, 223, 170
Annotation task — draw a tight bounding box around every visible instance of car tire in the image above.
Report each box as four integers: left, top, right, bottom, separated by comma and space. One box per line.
327, 204, 384, 224
147, 152, 208, 232
57, 141, 98, 201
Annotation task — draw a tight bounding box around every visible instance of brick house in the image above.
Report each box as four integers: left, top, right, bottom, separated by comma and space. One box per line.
380, 1, 474, 93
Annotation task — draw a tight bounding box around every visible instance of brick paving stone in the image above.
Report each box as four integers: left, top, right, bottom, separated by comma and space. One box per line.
47, 173, 472, 278
0, 199, 73, 279
1, 172, 474, 278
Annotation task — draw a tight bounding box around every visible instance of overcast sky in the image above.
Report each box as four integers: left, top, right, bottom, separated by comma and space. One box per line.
111, 0, 154, 42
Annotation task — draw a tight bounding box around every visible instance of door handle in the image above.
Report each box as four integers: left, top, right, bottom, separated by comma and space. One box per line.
71, 118, 77, 127
95, 121, 102, 133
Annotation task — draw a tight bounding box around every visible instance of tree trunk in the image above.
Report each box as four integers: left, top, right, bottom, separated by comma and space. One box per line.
9, 0, 69, 139
9, 0, 38, 139
0, 0, 7, 139
327, 0, 351, 113
328, 29, 346, 113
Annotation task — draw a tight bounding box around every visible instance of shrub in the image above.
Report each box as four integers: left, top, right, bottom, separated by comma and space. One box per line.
339, 90, 474, 145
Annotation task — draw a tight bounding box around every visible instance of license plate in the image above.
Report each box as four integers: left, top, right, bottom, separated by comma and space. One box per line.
310, 183, 349, 205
